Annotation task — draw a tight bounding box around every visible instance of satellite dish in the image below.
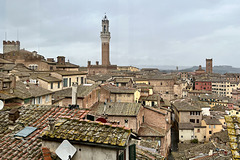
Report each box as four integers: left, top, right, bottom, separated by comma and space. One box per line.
0, 100, 4, 110
56, 140, 77, 160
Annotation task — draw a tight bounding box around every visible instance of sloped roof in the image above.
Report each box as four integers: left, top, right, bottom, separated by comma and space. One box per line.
203, 117, 222, 125
225, 115, 240, 159
0, 64, 16, 71
140, 94, 159, 101
53, 84, 99, 100
87, 74, 112, 82
56, 62, 79, 68
0, 105, 89, 159
56, 70, 87, 76
92, 102, 142, 116
0, 58, 14, 64
114, 78, 132, 83
173, 99, 202, 112
14, 81, 52, 99
38, 75, 61, 82
101, 84, 137, 94
0, 91, 17, 100
179, 123, 194, 130
41, 118, 131, 148
138, 123, 166, 137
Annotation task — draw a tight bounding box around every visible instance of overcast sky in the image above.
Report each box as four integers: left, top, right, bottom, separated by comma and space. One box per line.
1, 0, 240, 68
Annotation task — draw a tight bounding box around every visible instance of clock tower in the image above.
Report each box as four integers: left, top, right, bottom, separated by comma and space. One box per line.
101, 14, 111, 66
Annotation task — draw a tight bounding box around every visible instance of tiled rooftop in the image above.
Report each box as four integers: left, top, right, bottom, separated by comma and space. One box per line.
53, 84, 99, 100
41, 118, 131, 148
0, 105, 89, 159
225, 115, 240, 159
101, 84, 137, 94
91, 102, 142, 116
172, 99, 202, 112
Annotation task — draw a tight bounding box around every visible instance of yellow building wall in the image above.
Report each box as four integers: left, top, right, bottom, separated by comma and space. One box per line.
134, 90, 141, 103
135, 80, 149, 84
201, 120, 222, 142
229, 109, 240, 116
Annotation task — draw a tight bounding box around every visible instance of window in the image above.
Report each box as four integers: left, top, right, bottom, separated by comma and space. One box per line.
129, 144, 136, 160
124, 119, 128, 127
197, 129, 200, 133
58, 82, 60, 88
69, 78, 71, 87
209, 125, 211, 128
63, 78, 68, 87
51, 82, 53, 89
81, 77, 84, 84
31, 98, 35, 105
76, 77, 79, 84
181, 135, 183, 138
151, 101, 155, 106
45, 95, 49, 103
197, 119, 199, 123
209, 131, 212, 134
190, 119, 195, 123
213, 125, 215, 128
204, 136, 206, 138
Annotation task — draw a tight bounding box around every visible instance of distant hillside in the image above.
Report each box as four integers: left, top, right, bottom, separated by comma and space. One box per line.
180, 65, 240, 74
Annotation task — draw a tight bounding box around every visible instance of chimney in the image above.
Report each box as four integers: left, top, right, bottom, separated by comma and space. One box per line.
48, 118, 55, 133
157, 94, 161, 107
87, 61, 91, 67
72, 82, 78, 105
9, 108, 20, 123
103, 102, 107, 115
96, 61, 99, 65
10, 75, 16, 89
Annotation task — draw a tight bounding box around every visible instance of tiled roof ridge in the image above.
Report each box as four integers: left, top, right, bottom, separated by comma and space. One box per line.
64, 118, 131, 131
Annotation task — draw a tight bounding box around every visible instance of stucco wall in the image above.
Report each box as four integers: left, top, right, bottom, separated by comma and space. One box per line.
179, 129, 194, 141
42, 140, 120, 160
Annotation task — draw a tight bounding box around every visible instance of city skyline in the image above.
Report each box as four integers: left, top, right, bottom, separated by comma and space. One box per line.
1, 0, 240, 67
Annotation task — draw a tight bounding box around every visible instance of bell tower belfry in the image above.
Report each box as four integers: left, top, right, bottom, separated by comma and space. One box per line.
101, 14, 111, 66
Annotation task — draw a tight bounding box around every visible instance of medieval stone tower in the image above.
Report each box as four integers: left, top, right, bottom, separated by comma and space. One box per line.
101, 15, 111, 66
3, 40, 20, 54
206, 58, 213, 74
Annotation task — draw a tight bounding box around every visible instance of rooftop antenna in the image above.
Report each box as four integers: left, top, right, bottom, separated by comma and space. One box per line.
5, 32, 7, 40
17, 29, 19, 41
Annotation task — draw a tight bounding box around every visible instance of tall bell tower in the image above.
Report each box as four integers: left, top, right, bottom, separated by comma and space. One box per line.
101, 14, 111, 66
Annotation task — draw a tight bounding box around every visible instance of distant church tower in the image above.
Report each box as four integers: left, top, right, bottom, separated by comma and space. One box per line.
206, 58, 213, 74
101, 15, 111, 66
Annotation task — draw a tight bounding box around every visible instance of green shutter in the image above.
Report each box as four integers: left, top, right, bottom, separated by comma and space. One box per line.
118, 151, 124, 160
129, 144, 136, 160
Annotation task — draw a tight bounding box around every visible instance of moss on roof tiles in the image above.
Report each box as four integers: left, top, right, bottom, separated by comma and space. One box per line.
41, 118, 131, 147
14, 81, 52, 99
225, 115, 240, 159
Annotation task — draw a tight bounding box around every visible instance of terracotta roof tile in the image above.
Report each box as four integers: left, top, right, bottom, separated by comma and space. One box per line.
0, 105, 89, 159
41, 118, 131, 147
